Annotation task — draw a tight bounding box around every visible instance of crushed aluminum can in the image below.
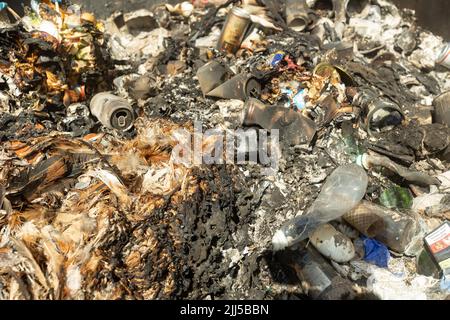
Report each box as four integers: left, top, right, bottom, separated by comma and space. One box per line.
196, 60, 261, 101
436, 43, 450, 69
242, 98, 317, 145
217, 7, 252, 54
196, 60, 233, 96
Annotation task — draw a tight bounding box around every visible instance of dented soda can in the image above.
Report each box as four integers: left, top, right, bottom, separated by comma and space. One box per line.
90, 93, 135, 131
242, 98, 317, 146
242, 98, 295, 130
196, 60, 233, 96
436, 43, 450, 69
217, 7, 252, 54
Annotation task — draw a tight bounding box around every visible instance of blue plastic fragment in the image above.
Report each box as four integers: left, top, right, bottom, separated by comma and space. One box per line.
281, 88, 293, 96
293, 89, 306, 110
270, 52, 285, 68
440, 276, 450, 293
0, 2, 7, 11
362, 236, 390, 268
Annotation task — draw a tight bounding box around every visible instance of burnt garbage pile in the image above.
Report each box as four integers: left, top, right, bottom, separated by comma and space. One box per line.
0, 1, 245, 300
0, 116, 247, 299
0, 0, 450, 300
0, 2, 113, 140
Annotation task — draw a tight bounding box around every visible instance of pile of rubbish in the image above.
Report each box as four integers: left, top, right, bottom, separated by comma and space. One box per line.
0, 1, 112, 134
0, 0, 449, 300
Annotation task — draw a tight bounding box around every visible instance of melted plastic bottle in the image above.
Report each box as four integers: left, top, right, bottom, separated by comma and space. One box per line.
273, 164, 368, 251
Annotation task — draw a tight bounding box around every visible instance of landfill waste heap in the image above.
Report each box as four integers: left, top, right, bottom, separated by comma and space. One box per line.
0, 0, 449, 300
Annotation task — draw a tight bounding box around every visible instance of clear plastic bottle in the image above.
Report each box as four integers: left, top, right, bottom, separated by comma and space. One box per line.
273, 164, 368, 251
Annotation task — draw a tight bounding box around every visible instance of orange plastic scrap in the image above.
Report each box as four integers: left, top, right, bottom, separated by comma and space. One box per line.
79, 181, 108, 200
81, 12, 96, 24
50, 139, 93, 154
63, 91, 72, 107
10, 144, 44, 164
82, 133, 104, 142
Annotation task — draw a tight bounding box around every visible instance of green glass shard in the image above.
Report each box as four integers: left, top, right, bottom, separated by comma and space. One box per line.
379, 186, 413, 209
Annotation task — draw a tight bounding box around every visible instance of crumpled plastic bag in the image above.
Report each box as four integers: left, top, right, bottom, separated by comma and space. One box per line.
368, 270, 437, 300
362, 236, 390, 268
351, 261, 439, 300
440, 277, 450, 293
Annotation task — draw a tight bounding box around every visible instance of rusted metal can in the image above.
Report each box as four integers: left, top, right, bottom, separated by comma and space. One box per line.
217, 7, 251, 54
354, 90, 405, 136
436, 43, 450, 69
